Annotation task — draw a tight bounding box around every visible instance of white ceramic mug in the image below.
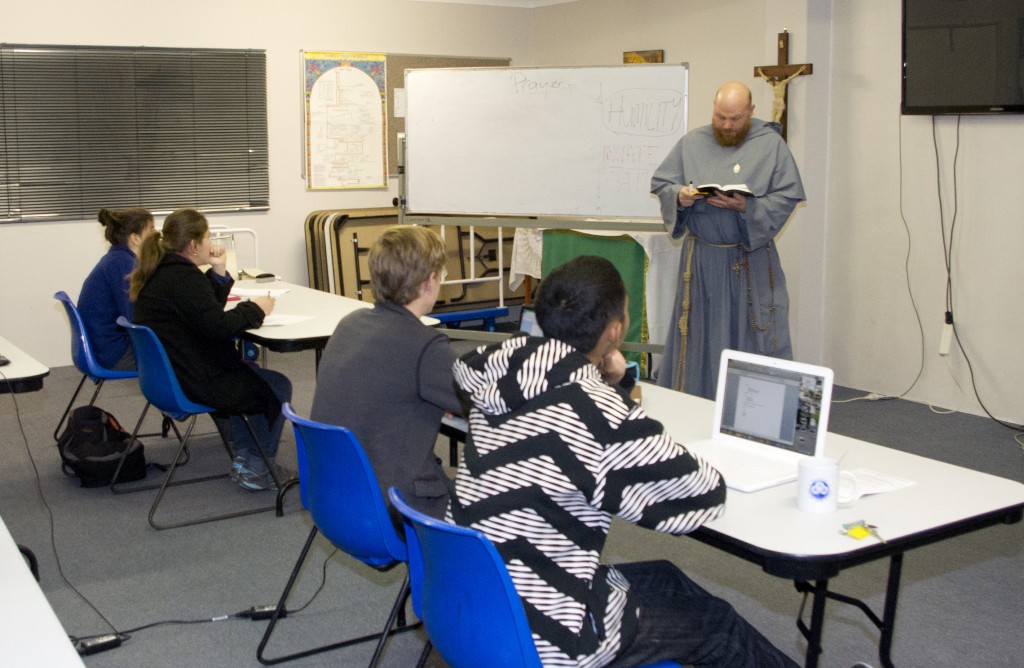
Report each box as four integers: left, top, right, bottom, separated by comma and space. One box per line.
797, 457, 858, 513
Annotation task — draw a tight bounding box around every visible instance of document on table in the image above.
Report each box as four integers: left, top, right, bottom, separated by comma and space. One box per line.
841, 469, 916, 501
259, 314, 314, 327
231, 287, 291, 298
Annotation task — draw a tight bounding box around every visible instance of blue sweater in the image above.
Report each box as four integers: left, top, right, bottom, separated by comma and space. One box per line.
78, 245, 137, 369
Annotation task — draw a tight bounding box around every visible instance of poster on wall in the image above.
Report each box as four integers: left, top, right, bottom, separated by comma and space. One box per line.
303, 50, 387, 190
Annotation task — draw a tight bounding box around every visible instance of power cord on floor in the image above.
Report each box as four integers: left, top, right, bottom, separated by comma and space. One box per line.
1, 371, 340, 657
2, 373, 122, 648
832, 392, 896, 404
70, 608, 274, 655
66, 545, 340, 655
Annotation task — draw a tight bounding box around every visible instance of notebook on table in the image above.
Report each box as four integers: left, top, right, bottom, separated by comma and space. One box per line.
684, 349, 834, 492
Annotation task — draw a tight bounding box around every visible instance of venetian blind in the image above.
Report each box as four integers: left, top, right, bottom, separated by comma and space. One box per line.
0, 44, 269, 223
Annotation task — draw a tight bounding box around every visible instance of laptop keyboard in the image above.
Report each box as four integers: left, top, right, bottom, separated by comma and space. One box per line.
705, 445, 797, 480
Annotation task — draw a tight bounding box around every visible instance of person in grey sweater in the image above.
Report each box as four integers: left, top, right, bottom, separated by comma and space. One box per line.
311, 226, 462, 529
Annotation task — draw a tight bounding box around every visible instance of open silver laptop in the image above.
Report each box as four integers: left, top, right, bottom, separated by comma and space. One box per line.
517, 306, 544, 336
685, 349, 834, 492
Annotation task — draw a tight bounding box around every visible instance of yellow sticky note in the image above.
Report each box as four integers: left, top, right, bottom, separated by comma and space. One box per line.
846, 525, 871, 540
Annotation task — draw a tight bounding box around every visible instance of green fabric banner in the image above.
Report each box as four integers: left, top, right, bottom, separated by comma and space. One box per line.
541, 231, 646, 367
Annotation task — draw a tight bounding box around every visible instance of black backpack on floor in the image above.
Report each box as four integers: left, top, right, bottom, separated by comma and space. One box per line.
57, 406, 147, 488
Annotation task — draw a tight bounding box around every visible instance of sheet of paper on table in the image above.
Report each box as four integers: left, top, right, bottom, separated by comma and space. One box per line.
841, 468, 916, 501
231, 287, 291, 298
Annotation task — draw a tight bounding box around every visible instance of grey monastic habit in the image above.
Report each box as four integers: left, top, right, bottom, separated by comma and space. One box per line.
651, 118, 805, 399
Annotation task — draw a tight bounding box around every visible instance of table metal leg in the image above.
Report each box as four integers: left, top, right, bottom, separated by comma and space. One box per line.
794, 552, 905, 668
879, 553, 904, 668
795, 579, 829, 668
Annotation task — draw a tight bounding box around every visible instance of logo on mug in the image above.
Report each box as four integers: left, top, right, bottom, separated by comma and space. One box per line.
809, 479, 831, 500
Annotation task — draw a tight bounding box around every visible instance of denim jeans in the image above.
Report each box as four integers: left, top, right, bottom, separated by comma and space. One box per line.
605, 560, 798, 668
228, 368, 292, 473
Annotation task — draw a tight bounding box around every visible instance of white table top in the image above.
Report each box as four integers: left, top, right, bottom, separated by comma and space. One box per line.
0, 335, 50, 394
640, 383, 1024, 565
0, 516, 84, 665
234, 280, 438, 353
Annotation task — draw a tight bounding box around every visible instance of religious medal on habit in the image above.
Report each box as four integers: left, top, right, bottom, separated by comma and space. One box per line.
733, 163, 741, 173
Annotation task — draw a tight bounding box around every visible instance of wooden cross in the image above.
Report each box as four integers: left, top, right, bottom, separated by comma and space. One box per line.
754, 30, 813, 141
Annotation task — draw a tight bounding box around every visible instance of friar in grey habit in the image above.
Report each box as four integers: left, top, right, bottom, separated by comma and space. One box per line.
651, 81, 805, 399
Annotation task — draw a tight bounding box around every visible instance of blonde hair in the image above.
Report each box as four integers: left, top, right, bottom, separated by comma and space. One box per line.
368, 226, 446, 305
129, 209, 209, 301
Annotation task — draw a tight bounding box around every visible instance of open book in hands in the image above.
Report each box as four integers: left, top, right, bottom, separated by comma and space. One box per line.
695, 183, 752, 197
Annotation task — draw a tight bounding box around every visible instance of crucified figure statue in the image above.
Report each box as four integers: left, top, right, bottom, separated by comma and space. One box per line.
756, 65, 806, 123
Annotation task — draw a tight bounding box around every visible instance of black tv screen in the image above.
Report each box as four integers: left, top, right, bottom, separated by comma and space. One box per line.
902, 0, 1024, 115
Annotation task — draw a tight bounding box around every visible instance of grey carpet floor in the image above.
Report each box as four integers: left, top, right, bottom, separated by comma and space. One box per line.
1, 351, 1021, 667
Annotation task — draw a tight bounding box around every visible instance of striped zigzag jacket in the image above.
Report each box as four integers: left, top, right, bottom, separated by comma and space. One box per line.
449, 336, 727, 667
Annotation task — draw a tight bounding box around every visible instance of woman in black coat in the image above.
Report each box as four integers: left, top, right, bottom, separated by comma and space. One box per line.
129, 209, 291, 491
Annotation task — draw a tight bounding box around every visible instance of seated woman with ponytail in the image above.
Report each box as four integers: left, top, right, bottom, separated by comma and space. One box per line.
129, 209, 293, 491
78, 207, 155, 370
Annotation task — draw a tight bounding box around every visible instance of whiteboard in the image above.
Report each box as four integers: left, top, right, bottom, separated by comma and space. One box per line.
405, 64, 687, 219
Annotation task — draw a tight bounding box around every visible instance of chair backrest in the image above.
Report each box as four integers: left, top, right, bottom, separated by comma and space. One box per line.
282, 403, 406, 568
116, 317, 210, 419
54, 291, 136, 382
388, 487, 542, 668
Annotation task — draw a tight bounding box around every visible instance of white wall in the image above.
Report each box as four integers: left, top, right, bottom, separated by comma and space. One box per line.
1, 0, 536, 367
3, 0, 1020, 424
826, 0, 1023, 424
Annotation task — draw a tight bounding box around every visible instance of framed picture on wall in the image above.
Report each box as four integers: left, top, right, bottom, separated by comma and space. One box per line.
624, 50, 664, 64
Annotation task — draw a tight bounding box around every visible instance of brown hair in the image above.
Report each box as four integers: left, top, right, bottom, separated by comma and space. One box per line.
368, 226, 446, 305
129, 209, 209, 301
98, 207, 153, 246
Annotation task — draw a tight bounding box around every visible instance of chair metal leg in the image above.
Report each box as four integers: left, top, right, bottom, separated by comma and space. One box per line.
109, 405, 194, 494
368, 574, 414, 668
257, 525, 319, 665
239, 415, 300, 517
52, 374, 98, 441
275, 478, 300, 517
148, 415, 276, 530
415, 641, 432, 668
110, 402, 154, 493
257, 532, 421, 666
112, 411, 238, 494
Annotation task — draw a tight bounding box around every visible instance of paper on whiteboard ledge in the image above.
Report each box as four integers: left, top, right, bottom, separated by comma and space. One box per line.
259, 314, 313, 327
841, 468, 916, 502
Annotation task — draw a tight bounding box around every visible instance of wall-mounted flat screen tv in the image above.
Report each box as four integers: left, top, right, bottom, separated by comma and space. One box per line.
902, 0, 1024, 115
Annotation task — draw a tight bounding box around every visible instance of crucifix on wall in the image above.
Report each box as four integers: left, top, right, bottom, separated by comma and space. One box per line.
754, 30, 813, 141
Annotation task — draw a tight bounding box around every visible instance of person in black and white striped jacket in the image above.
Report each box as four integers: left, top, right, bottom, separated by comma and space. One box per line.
449, 255, 797, 668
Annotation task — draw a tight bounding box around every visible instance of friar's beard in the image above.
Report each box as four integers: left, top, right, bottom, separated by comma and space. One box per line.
713, 118, 751, 147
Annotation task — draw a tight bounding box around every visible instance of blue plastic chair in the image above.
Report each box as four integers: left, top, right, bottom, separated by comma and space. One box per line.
53, 291, 139, 442
388, 488, 682, 668
116, 317, 276, 530
256, 403, 419, 666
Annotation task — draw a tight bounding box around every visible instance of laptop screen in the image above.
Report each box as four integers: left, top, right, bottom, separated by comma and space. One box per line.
518, 306, 544, 336
718, 357, 828, 456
